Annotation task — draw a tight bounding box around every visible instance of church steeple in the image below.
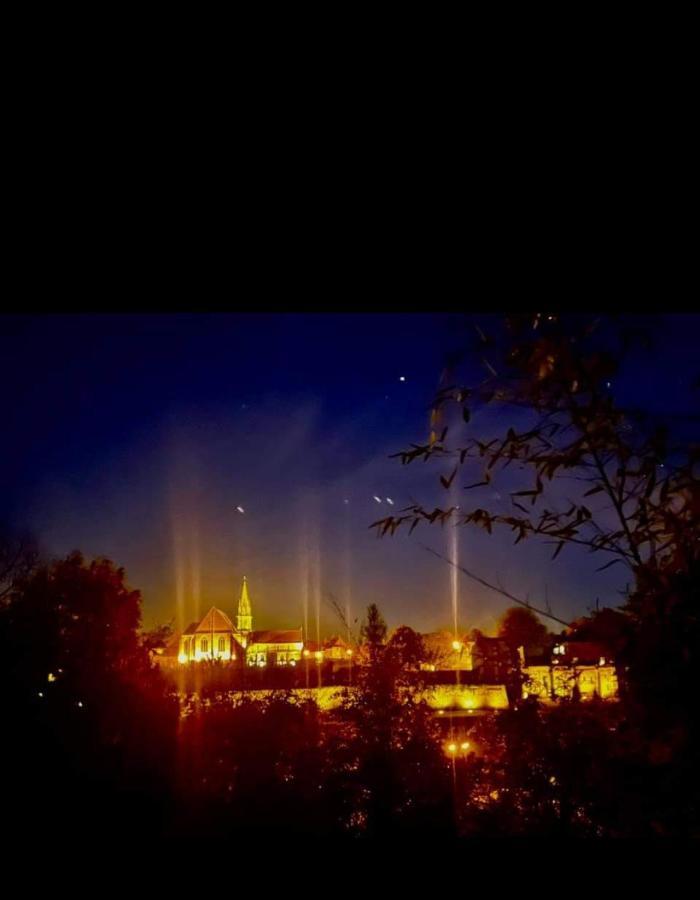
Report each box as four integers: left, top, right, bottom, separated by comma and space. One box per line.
237, 575, 252, 636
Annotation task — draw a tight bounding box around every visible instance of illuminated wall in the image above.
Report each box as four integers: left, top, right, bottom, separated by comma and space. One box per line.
178, 632, 236, 663
179, 683, 510, 714
245, 641, 304, 667
524, 664, 618, 700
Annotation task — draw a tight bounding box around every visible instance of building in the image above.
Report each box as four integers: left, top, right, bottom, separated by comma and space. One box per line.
523, 639, 618, 701
420, 631, 475, 671
176, 577, 303, 668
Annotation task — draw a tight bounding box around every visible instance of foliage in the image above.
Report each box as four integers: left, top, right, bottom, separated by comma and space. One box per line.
497, 606, 550, 655
142, 619, 175, 653
0, 551, 179, 846
0, 526, 39, 602
369, 312, 700, 835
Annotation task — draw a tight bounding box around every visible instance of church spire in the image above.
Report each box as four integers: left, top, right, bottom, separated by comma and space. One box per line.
237, 575, 252, 635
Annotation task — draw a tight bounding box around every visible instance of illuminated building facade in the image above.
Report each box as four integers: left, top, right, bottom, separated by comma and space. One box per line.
177, 577, 303, 667
522, 640, 618, 701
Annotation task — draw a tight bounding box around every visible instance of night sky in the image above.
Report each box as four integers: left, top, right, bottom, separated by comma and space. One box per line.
3, 313, 698, 639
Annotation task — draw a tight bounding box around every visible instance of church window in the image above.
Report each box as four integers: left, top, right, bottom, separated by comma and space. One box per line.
201, 639, 208, 653
218, 637, 227, 653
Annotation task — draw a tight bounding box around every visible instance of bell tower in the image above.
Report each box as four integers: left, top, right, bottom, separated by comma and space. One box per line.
237, 575, 253, 642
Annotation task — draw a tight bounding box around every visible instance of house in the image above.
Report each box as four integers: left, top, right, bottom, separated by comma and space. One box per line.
523, 639, 618, 700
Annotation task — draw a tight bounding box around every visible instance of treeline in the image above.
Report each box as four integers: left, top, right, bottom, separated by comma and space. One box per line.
1, 545, 699, 843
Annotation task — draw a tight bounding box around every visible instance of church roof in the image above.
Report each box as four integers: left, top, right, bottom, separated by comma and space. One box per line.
250, 628, 303, 645
183, 622, 198, 635
196, 607, 236, 633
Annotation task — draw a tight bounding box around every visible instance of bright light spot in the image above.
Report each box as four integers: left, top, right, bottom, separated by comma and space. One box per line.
315, 651, 323, 661
236, 505, 245, 514
522, 690, 529, 698
47, 673, 56, 682
461, 742, 470, 751
343, 499, 349, 504
37, 692, 43, 698
447, 743, 457, 754
452, 640, 462, 651
386, 497, 394, 505
437, 710, 445, 716
289, 660, 296, 667
77, 701, 83, 708
373, 496, 382, 503
606, 382, 611, 388
346, 649, 353, 657
178, 652, 188, 664
399, 376, 406, 382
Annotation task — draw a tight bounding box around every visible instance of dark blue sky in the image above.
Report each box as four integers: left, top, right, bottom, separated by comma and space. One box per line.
3, 313, 698, 638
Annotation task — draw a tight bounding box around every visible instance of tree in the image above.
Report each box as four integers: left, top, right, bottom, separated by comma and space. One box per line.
0, 526, 39, 603
344, 604, 453, 837
142, 619, 175, 653
359, 602, 387, 662
370, 313, 700, 835
497, 607, 550, 656
0, 551, 178, 847
386, 625, 425, 671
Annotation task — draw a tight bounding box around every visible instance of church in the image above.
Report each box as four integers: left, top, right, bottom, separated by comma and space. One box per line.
177, 576, 304, 668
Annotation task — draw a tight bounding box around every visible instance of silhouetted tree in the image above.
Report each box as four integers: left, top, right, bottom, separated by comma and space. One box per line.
0, 551, 178, 847
497, 606, 550, 656
0, 526, 39, 602
371, 313, 700, 836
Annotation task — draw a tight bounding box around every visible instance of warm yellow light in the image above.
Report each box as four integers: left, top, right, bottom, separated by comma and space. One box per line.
303, 650, 310, 658
47, 673, 56, 682
315, 651, 323, 661
437, 709, 445, 716
452, 640, 462, 651
447, 743, 457, 754
289, 659, 296, 667
178, 652, 188, 664
346, 649, 353, 657
461, 741, 470, 751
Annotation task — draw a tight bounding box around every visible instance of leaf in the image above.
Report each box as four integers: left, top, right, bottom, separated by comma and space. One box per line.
596, 558, 625, 572
464, 480, 489, 490
584, 484, 605, 497
440, 467, 458, 490
552, 541, 566, 560
409, 519, 420, 535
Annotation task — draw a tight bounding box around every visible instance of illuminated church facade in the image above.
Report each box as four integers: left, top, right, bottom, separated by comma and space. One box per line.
177, 577, 304, 668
